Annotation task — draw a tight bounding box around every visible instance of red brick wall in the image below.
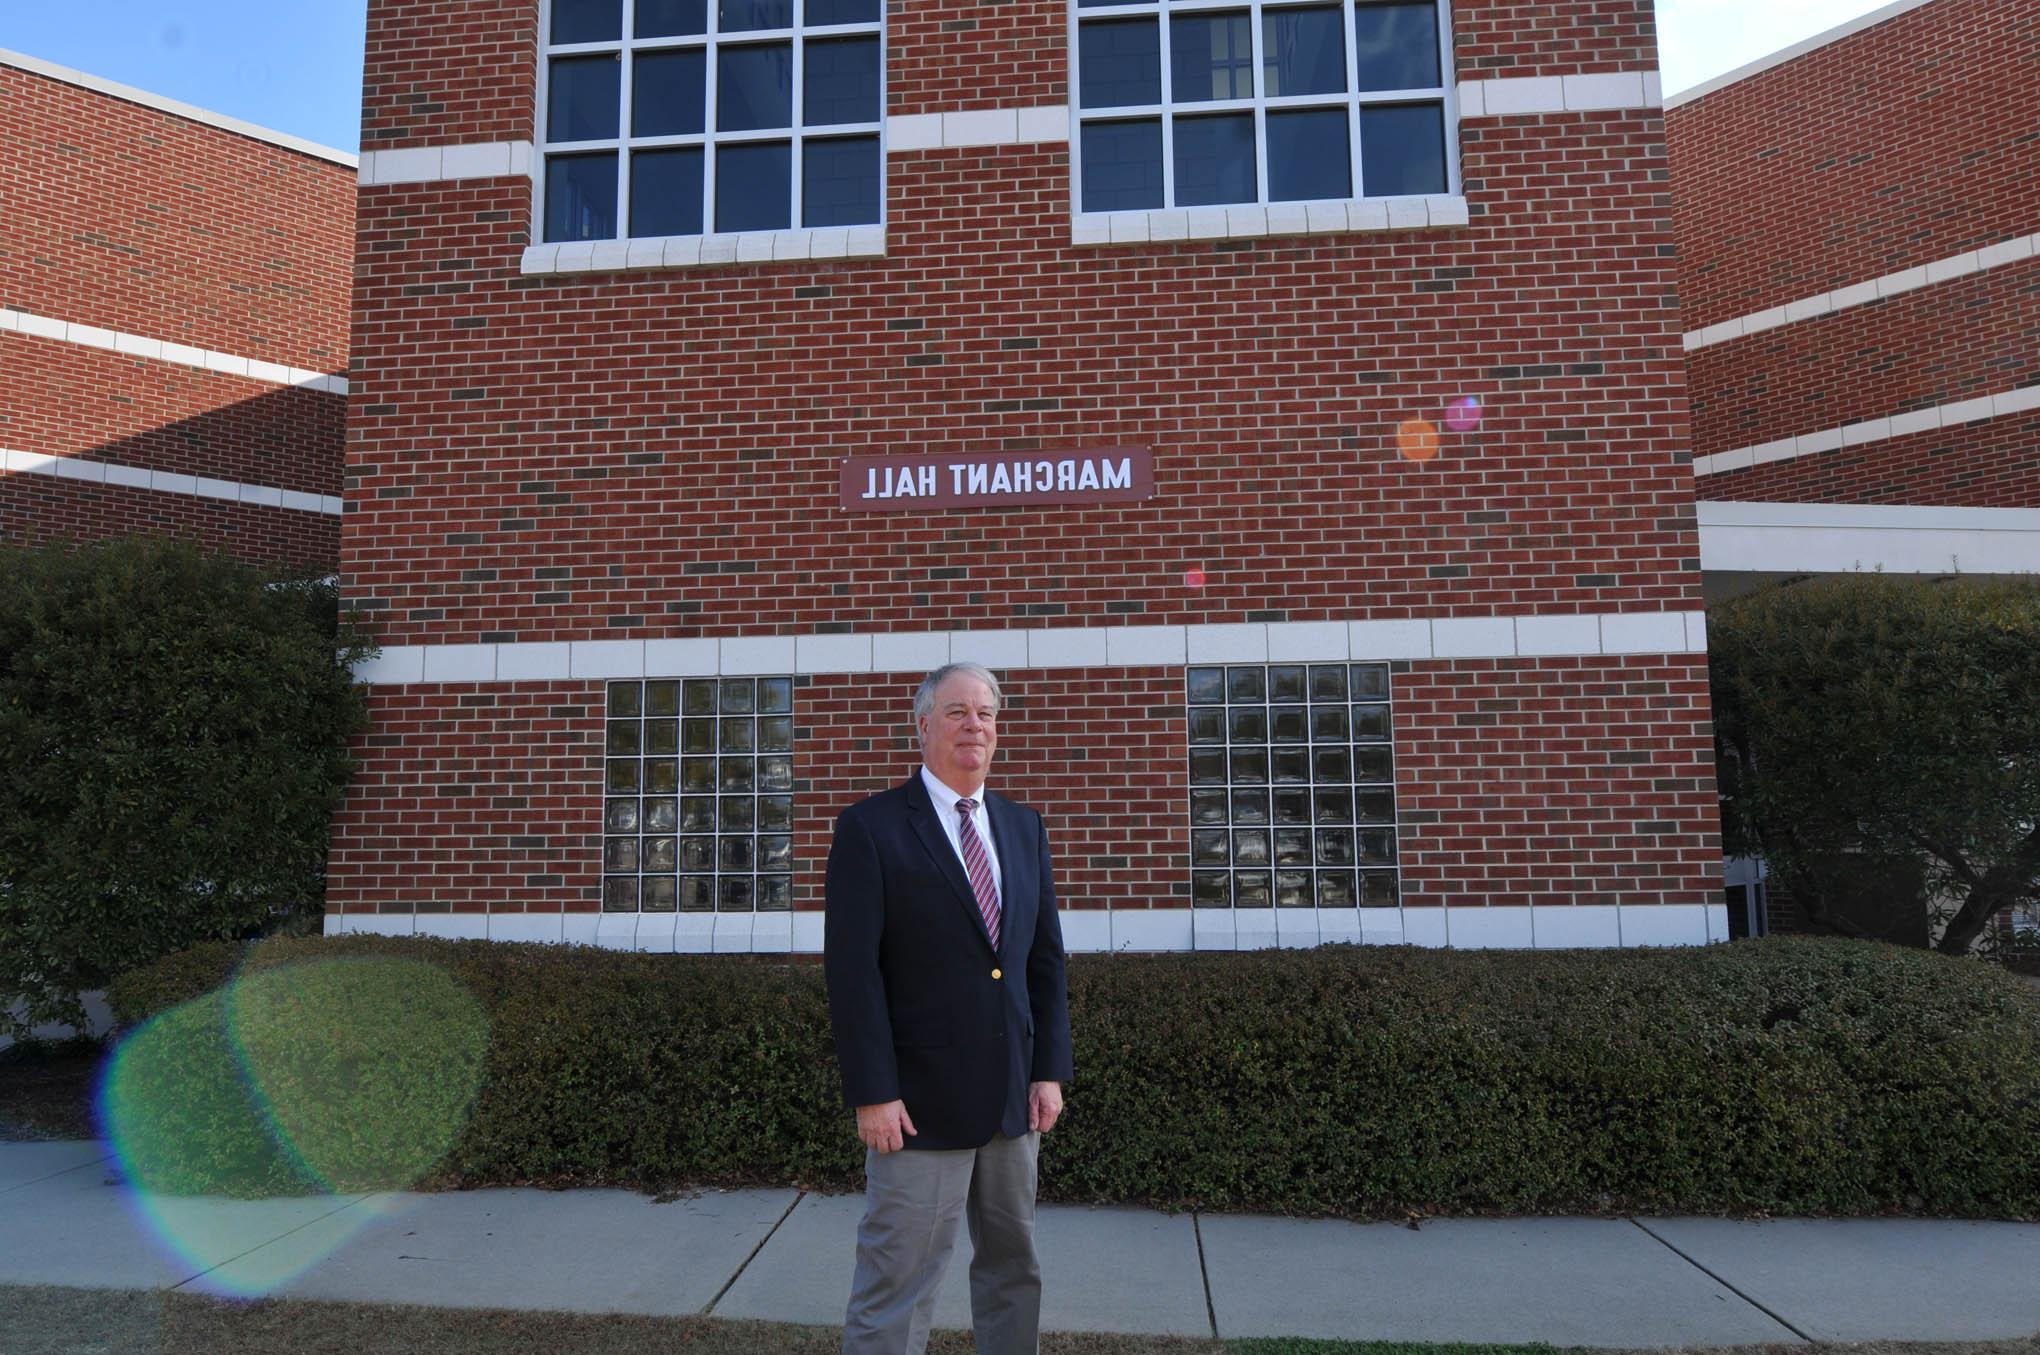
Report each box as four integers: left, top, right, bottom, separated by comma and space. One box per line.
3, 333, 344, 497
1666, 0, 2040, 333
1395, 655, 1718, 908
327, 660, 1720, 916
1668, 0, 2040, 511
1697, 411, 2040, 507
0, 60, 353, 567
1685, 256, 2040, 460
334, 0, 1721, 922
347, 113, 1699, 645
0, 474, 338, 572
0, 65, 353, 369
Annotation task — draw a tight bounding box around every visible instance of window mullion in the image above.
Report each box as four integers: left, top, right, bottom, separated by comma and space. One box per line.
618, 0, 636, 239
1437, 0, 1461, 195
706, 1, 722, 233
791, 3, 805, 231
1157, 7, 1177, 208
1344, 0, 1363, 200
1248, 0, 1267, 206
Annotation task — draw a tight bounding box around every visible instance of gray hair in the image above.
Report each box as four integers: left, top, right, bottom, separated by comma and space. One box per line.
912, 663, 1003, 720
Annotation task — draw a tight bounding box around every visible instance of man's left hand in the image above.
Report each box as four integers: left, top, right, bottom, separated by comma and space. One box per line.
1028, 1081, 1063, 1134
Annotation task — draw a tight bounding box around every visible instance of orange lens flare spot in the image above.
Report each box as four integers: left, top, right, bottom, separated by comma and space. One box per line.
1396, 418, 1440, 463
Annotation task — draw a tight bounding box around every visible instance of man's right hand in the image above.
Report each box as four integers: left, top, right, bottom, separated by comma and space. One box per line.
855, 1100, 916, 1154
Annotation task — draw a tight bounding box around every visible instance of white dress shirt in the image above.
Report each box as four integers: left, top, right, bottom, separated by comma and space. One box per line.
920, 765, 1003, 904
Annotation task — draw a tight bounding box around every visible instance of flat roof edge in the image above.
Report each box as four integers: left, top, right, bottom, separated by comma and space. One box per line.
1663, 0, 1939, 110
0, 46, 357, 168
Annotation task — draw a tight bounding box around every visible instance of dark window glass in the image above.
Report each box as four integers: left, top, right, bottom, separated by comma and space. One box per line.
638, 0, 707, 35
1192, 790, 1230, 824
1078, 20, 1161, 108
605, 877, 640, 910
717, 142, 792, 229
1227, 667, 1265, 703
1360, 872, 1398, 906
721, 679, 757, 714
549, 55, 622, 141
609, 681, 642, 716
1080, 120, 1163, 212
633, 149, 705, 235
720, 0, 792, 29
759, 677, 794, 712
1275, 870, 1311, 907
722, 796, 757, 831
719, 43, 793, 129
553, 0, 622, 43
634, 49, 707, 136
1352, 1, 1439, 91
1189, 708, 1227, 744
643, 877, 678, 910
807, 0, 879, 22
803, 136, 881, 226
1317, 871, 1356, 907
645, 718, 679, 754
1229, 707, 1268, 743
1193, 871, 1231, 906
804, 37, 880, 125
683, 679, 718, 715
1361, 102, 1446, 195
1173, 112, 1255, 206
1262, 6, 1345, 96
1170, 11, 1252, 102
680, 876, 715, 910
1234, 871, 1272, 907
1187, 667, 1226, 704
1268, 107, 1350, 200
1270, 707, 1308, 743
646, 680, 679, 715
545, 152, 618, 241
606, 798, 640, 832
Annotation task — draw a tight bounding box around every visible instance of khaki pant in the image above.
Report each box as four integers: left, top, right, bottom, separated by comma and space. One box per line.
841, 1131, 1041, 1355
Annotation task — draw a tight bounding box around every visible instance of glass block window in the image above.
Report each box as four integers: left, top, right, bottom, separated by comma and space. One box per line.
1070, 0, 1454, 213
603, 677, 796, 913
1187, 663, 1398, 909
539, 0, 884, 243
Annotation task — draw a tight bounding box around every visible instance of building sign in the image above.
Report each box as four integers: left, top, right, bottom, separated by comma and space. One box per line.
839, 448, 1154, 512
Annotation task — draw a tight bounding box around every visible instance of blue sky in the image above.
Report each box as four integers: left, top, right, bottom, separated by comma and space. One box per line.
0, 0, 1902, 154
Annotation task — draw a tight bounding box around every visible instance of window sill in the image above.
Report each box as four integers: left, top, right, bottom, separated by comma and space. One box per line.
1071, 195, 1470, 246
521, 225, 886, 275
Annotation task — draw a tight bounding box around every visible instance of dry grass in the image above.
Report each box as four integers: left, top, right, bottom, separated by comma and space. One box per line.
2, 1287, 2034, 1355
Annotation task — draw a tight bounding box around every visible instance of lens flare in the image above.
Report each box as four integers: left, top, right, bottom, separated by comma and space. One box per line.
1396, 418, 1440, 463
1444, 396, 1483, 433
99, 954, 489, 1295
1184, 566, 1207, 589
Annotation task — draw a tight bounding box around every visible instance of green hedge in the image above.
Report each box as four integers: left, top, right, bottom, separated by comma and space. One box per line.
104, 935, 2040, 1215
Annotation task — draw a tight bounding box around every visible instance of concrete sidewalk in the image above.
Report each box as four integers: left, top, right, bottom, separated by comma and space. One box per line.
3, 1140, 2037, 1347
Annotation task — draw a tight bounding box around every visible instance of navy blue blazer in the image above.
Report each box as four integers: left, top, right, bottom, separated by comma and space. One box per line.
824, 773, 1073, 1150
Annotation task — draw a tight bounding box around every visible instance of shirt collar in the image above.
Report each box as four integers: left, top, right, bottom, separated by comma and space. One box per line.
920, 764, 988, 816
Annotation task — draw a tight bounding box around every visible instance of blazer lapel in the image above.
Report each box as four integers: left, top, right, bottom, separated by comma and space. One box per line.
904, 774, 998, 953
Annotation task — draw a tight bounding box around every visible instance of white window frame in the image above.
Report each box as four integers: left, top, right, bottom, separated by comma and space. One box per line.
1066, 0, 1465, 244
529, 0, 888, 271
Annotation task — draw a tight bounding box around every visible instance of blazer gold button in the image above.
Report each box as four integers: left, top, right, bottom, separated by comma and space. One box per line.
991, 968, 1002, 980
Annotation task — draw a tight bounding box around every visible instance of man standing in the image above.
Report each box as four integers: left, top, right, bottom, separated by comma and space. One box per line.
825, 662, 1072, 1355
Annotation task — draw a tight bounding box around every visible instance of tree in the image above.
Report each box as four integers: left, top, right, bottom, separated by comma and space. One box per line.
1710, 574, 2040, 955
0, 538, 374, 1038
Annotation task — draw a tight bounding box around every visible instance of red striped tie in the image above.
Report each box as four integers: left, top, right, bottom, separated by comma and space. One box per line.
955, 798, 1002, 950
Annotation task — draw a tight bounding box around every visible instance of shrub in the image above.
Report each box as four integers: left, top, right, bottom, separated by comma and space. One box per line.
1710, 575, 2040, 953
105, 934, 2040, 1215
0, 538, 373, 1038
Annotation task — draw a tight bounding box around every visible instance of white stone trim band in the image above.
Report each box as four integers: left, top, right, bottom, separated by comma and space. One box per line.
1696, 501, 2040, 578
1456, 72, 1662, 119
521, 225, 885, 276
359, 141, 535, 186
889, 105, 1069, 151
1073, 195, 1468, 247
1663, 0, 1938, 109
328, 902, 1729, 952
0, 306, 348, 396
0, 47, 357, 168
0, 447, 341, 516
353, 609, 1709, 685
1684, 231, 2040, 352
1692, 382, 2040, 477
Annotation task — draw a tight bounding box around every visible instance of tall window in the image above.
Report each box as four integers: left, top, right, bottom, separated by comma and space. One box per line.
1071, 0, 1452, 214
540, 0, 884, 243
